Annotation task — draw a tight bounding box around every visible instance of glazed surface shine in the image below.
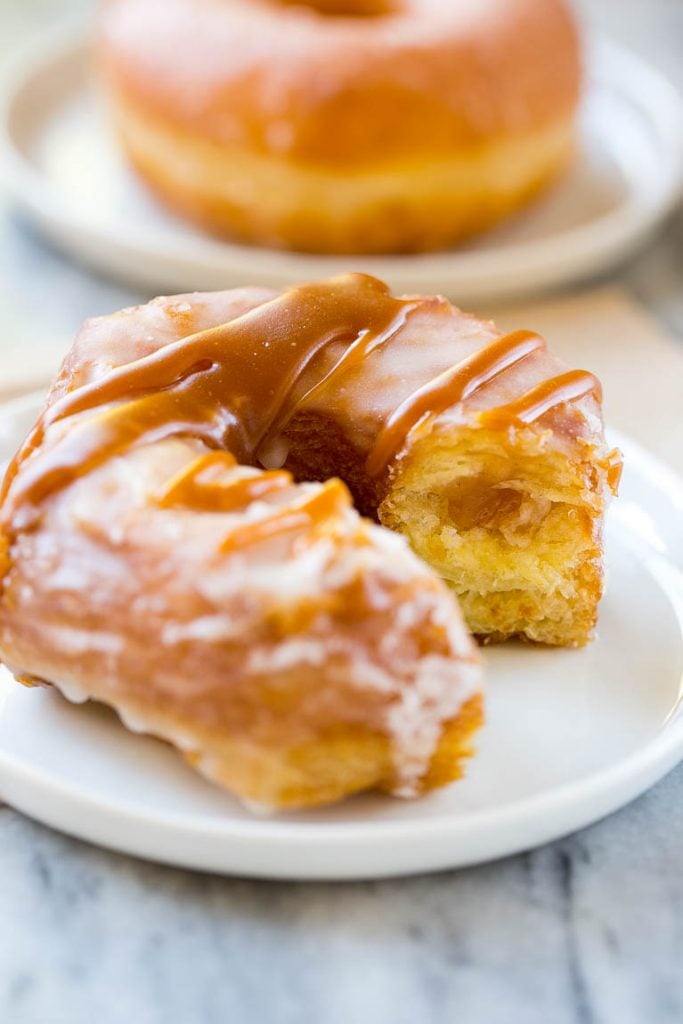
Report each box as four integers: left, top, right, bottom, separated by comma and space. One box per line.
2, 273, 604, 541
365, 329, 547, 475
1, 275, 414, 521
1, 273, 607, 545
99, 0, 581, 161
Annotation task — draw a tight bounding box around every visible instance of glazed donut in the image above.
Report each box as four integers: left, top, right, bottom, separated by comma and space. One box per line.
0, 274, 618, 810
98, 0, 581, 253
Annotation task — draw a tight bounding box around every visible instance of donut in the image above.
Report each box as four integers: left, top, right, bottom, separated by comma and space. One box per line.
0, 274, 618, 810
98, 0, 581, 253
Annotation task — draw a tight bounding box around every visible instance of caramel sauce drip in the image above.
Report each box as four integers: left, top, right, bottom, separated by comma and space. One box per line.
278, 0, 398, 15
220, 479, 350, 553
0, 533, 9, 579
158, 452, 292, 513
480, 371, 602, 429
1, 274, 416, 526
366, 330, 544, 476
15, 673, 47, 689
0, 273, 604, 557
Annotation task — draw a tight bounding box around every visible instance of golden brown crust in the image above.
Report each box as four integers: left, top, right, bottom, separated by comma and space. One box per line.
98, 0, 581, 252
186, 695, 485, 809
112, 97, 575, 253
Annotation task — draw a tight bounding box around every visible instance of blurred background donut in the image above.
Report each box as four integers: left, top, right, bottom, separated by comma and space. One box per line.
98, 0, 581, 254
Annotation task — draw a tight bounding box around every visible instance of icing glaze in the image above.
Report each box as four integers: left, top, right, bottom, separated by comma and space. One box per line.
2, 274, 605, 547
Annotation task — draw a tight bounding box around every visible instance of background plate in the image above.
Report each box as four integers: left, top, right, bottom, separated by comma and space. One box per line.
0, 395, 681, 879
2, 34, 683, 302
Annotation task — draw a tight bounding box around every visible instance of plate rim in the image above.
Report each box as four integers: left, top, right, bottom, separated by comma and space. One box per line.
0, 412, 681, 877
2, 29, 683, 301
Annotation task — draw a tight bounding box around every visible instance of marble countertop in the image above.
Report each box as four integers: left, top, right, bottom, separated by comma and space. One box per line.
1, 2, 682, 1023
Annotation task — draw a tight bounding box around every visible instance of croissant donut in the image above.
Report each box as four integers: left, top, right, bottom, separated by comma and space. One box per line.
98, 0, 581, 253
0, 274, 618, 810
0, 276, 486, 811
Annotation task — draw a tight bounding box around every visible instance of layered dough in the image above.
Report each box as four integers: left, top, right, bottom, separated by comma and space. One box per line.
0, 273, 618, 809
98, 0, 581, 253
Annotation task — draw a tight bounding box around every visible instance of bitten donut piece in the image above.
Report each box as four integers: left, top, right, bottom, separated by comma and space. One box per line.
4, 274, 617, 649
0, 280, 485, 812
98, 0, 581, 253
0, 273, 619, 814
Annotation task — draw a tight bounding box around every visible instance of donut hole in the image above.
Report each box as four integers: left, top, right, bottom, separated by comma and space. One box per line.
280, 411, 384, 519
277, 0, 400, 17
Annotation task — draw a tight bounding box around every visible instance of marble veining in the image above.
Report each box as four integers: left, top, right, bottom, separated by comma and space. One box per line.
1, 766, 683, 1024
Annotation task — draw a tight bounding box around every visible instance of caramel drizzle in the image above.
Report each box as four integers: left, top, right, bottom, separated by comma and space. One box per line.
15, 673, 46, 689
1, 274, 416, 522
480, 371, 602, 429
1, 274, 601, 553
157, 452, 292, 513
365, 330, 544, 476
220, 479, 349, 552
157, 455, 350, 550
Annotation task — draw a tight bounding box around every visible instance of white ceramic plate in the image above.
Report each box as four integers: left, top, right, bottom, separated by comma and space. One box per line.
2, 32, 683, 302
0, 394, 681, 879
